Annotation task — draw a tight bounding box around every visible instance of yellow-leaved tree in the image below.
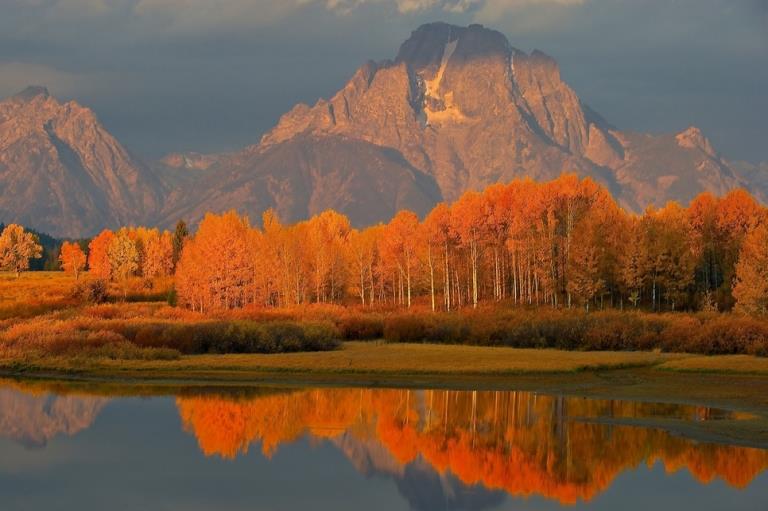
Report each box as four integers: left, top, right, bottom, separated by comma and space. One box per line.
0, 224, 42, 278
733, 223, 768, 315
108, 230, 139, 296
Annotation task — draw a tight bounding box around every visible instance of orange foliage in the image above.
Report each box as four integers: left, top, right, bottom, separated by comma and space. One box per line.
176, 388, 768, 505
87, 230, 114, 280
152, 175, 767, 315
733, 223, 768, 315
59, 241, 86, 280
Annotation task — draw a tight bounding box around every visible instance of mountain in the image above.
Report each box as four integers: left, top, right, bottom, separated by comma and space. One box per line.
241, 22, 753, 214
157, 135, 441, 228
1, 23, 766, 236
0, 86, 162, 238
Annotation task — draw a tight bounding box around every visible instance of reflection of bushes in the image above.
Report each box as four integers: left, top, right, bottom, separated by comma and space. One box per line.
381, 309, 768, 356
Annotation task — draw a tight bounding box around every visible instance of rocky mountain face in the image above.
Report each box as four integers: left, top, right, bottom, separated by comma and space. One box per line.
0, 23, 765, 236
254, 22, 753, 213
159, 152, 220, 171
0, 86, 162, 237
157, 135, 441, 229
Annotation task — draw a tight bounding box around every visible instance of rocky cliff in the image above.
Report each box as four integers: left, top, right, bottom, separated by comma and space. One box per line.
0, 86, 162, 237
251, 22, 750, 214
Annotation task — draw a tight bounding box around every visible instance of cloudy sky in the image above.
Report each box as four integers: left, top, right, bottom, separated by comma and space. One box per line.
1, 0, 766, 162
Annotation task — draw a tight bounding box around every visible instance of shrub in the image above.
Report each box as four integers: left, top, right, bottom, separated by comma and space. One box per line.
384, 315, 429, 343
694, 316, 768, 355
72, 279, 108, 304
338, 313, 384, 340
378, 308, 767, 356
87, 342, 181, 361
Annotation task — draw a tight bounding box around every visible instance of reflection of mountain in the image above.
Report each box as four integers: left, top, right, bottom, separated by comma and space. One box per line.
397, 459, 506, 511
0, 386, 108, 448
334, 432, 505, 511
176, 389, 768, 506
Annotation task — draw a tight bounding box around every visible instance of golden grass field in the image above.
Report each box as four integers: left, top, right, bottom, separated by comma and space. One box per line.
659, 354, 768, 374
4, 342, 767, 384
7, 341, 678, 376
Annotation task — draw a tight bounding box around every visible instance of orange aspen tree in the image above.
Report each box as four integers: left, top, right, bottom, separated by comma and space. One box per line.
144, 230, 174, 278
59, 241, 87, 280
423, 203, 455, 311
88, 230, 114, 280
450, 192, 487, 309
176, 211, 252, 311
348, 228, 379, 305
381, 211, 420, 308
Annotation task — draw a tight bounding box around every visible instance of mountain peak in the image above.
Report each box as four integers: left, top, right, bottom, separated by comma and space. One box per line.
676, 126, 716, 157
12, 85, 50, 102
0, 84, 162, 237
396, 22, 511, 70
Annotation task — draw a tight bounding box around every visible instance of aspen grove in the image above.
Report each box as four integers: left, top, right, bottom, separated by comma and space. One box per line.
169, 175, 768, 315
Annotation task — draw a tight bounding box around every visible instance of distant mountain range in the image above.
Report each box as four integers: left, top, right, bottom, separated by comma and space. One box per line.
1, 23, 765, 237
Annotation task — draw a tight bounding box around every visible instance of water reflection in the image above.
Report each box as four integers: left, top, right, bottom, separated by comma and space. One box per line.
175, 389, 768, 505
0, 384, 108, 448
0, 381, 766, 510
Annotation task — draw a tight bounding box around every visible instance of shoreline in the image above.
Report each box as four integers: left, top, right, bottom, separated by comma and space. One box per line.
2, 341, 767, 449
3, 360, 768, 449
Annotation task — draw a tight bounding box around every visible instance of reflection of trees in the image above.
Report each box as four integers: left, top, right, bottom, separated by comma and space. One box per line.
176, 389, 768, 505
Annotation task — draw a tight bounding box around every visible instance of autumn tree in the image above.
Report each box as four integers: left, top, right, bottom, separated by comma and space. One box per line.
108, 230, 139, 296
0, 224, 42, 277
173, 220, 189, 269
733, 223, 768, 315
422, 204, 456, 311
619, 218, 645, 307
567, 214, 604, 311
144, 230, 174, 278
176, 211, 252, 311
88, 230, 114, 280
59, 241, 87, 280
306, 210, 351, 303
348, 227, 380, 306
77, 176, 768, 314
451, 192, 487, 308
714, 190, 763, 307
483, 185, 513, 302
381, 211, 420, 308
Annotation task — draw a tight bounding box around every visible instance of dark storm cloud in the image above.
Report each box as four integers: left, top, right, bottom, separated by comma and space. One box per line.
0, 1, 765, 162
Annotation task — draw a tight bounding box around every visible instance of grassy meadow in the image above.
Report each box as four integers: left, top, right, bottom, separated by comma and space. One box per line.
1, 271, 767, 382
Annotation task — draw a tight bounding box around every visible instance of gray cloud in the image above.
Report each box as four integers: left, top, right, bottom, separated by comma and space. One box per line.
0, 0, 765, 162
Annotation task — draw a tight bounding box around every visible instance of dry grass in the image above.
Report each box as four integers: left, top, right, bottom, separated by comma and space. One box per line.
0, 271, 78, 319
8, 341, 680, 377
5, 342, 766, 382
0, 271, 172, 313
659, 355, 768, 374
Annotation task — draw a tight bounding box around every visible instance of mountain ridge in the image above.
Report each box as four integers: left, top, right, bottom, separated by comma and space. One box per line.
0, 23, 766, 237
0, 85, 162, 237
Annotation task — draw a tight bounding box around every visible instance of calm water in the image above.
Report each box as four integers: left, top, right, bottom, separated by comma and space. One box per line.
0, 381, 766, 510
